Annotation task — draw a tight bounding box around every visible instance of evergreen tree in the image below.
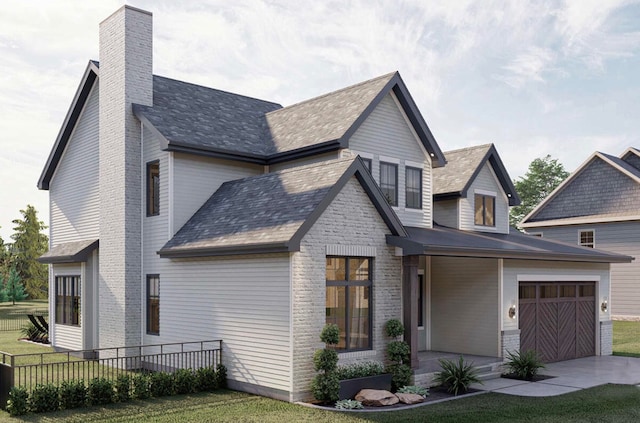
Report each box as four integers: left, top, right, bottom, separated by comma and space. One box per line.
509, 155, 570, 228
11, 205, 49, 299
4, 267, 27, 305
0, 273, 8, 303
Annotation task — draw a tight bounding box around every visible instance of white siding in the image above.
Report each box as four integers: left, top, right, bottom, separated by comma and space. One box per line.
270, 152, 339, 172
151, 255, 291, 393
430, 257, 500, 357
172, 153, 262, 233
49, 81, 100, 245
459, 163, 509, 233
433, 199, 459, 228
531, 223, 639, 318
348, 93, 432, 228
51, 263, 83, 351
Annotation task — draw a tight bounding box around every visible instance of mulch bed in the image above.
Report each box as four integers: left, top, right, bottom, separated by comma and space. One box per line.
501, 373, 555, 382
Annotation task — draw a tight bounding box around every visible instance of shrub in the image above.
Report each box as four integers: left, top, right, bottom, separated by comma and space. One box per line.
397, 385, 429, 396
387, 340, 410, 364
311, 372, 340, 404
215, 364, 228, 389
385, 319, 404, 338
385, 319, 412, 391
434, 356, 481, 396
320, 323, 340, 345
87, 377, 114, 405
335, 399, 363, 410
387, 363, 412, 392
30, 383, 59, 413
115, 374, 132, 403
505, 349, 545, 381
6, 386, 29, 416
335, 361, 385, 380
174, 368, 196, 395
132, 373, 151, 399
59, 379, 87, 409
314, 349, 339, 373
150, 371, 174, 397
311, 324, 341, 403
196, 366, 217, 392
21, 322, 44, 342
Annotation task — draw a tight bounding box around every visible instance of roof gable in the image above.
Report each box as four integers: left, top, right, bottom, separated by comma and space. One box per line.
521, 152, 640, 226
158, 156, 405, 258
38, 61, 99, 190
620, 147, 640, 171
433, 144, 520, 206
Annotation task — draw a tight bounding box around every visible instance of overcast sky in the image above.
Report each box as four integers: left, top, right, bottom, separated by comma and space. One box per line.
1, 0, 639, 241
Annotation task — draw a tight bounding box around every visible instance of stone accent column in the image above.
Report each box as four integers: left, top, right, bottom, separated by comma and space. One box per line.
98, 6, 153, 349
501, 329, 520, 360
600, 321, 613, 356
402, 255, 419, 368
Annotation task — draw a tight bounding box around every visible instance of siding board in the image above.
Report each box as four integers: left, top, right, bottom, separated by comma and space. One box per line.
459, 164, 509, 233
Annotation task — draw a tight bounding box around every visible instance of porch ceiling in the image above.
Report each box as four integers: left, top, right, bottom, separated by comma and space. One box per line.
387, 225, 632, 263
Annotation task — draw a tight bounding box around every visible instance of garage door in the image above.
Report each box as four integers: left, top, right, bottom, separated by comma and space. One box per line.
519, 282, 596, 362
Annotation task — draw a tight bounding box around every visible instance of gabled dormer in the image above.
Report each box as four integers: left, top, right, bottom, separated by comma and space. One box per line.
432, 144, 519, 234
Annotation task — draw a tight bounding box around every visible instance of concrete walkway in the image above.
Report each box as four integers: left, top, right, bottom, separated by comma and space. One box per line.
470, 355, 640, 397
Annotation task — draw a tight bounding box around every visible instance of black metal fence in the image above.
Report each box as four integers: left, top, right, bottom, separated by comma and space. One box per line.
0, 310, 49, 332
0, 340, 222, 408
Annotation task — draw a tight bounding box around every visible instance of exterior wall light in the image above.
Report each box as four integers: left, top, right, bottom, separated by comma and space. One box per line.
601, 298, 608, 313
508, 304, 517, 319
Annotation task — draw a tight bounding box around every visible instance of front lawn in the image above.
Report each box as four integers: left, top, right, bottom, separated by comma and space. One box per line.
613, 321, 640, 358
0, 384, 639, 423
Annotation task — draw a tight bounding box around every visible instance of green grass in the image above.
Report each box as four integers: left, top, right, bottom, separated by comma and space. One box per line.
0, 384, 639, 422
0, 299, 48, 317
613, 321, 640, 358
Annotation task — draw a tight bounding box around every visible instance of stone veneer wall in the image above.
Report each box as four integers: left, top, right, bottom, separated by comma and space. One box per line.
290, 177, 402, 402
600, 321, 613, 356
98, 6, 153, 349
501, 329, 520, 359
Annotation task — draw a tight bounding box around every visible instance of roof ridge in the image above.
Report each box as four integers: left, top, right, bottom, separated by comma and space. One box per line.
266, 71, 397, 115
442, 143, 493, 155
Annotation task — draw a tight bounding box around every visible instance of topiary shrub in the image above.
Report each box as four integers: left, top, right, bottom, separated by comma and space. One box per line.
504, 349, 545, 381
335, 361, 385, 380
150, 372, 174, 397
87, 377, 114, 405
434, 356, 481, 396
114, 374, 132, 403
215, 364, 228, 389
29, 383, 59, 413
311, 323, 341, 404
6, 386, 29, 416
196, 366, 217, 392
384, 319, 412, 391
59, 379, 87, 409
132, 373, 151, 400
174, 368, 196, 395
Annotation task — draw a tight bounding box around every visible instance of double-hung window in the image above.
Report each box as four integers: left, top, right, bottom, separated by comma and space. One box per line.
147, 275, 160, 335
474, 194, 495, 226
380, 162, 398, 207
147, 161, 160, 216
326, 257, 372, 351
405, 167, 422, 209
55, 276, 80, 326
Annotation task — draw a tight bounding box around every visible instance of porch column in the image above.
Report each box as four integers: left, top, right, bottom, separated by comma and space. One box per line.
402, 255, 419, 369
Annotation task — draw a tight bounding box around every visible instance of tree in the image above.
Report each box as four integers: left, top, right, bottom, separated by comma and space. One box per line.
1, 267, 27, 305
11, 205, 48, 299
510, 155, 570, 228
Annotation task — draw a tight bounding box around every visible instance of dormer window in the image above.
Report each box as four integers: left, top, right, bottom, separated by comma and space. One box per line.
474, 194, 495, 227
579, 230, 594, 248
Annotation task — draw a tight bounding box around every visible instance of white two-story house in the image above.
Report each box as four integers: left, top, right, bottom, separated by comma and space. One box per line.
38, 5, 630, 402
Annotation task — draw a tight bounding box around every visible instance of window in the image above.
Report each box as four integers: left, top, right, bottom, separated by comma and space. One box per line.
579, 230, 594, 248
405, 167, 422, 209
147, 275, 160, 335
55, 276, 80, 326
361, 158, 372, 173
326, 257, 372, 351
474, 194, 495, 226
380, 162, 398, 206
147, 161, 160, 216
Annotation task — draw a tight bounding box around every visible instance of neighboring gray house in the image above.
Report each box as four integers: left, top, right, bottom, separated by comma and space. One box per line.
521, 148, 640, 320
37, 6, 630, 402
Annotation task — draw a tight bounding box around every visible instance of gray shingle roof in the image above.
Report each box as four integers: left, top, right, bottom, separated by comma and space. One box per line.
38, 239, 99, 264
432, 143, 519, 205
264, 72, 396, 155
134, 76, 282, 158
159, 156, 405, 257
387, 225, 631, 263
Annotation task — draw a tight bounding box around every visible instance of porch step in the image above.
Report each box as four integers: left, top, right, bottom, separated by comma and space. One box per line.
477, 371, 504, 381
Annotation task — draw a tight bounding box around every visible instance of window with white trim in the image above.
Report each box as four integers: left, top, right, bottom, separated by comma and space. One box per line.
380, 162, 398, 207
55, 276, 80, 326
579, 230, 594, 248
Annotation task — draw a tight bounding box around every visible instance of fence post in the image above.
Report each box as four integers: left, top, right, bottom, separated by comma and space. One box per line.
0, 355, 15, 410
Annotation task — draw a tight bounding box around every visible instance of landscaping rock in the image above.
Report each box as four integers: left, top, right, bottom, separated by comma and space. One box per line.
396, 393, 425, 404
355, 389, 399, 406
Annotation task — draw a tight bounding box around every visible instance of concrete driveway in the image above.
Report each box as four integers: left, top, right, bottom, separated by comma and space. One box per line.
472, 355, 640, 397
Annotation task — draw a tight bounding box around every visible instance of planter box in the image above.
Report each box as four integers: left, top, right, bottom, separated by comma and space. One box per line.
338, 374, 392, 400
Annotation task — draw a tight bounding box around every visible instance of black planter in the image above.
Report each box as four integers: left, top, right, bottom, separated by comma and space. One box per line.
338, 374, 392, 400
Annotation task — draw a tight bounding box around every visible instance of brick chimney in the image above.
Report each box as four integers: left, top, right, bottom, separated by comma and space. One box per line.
98, 5, 153, 349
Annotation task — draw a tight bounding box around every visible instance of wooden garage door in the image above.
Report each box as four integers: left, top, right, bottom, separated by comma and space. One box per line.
519, 282, 596, 362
